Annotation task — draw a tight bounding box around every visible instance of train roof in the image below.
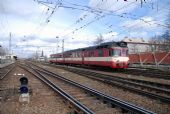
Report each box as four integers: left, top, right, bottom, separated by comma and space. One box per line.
51, 41, 127, 55
65, 41, 127, 53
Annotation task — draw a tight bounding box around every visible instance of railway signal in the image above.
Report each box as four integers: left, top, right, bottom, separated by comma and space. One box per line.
19, 77, 29, 94
19, 76, 30, 103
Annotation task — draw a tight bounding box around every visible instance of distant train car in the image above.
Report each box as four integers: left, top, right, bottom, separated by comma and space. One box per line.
49, 41, 129, 69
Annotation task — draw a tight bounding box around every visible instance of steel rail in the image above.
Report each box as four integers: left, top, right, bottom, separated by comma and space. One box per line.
46, 64, 170, 94
123, 69, 170, 80
63, 68, 170, 104
33, 62, 170, 103
52, 63, 170, 79
68, 68, 170, 94
46, 63, 170, 90
20, 65, 94, 114
29, 63, 155, 114
52, 64, 170, 90
0, 63, 15, 80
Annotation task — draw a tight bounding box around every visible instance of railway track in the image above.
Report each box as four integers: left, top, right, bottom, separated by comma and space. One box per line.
0, 66, 18, 114
122, 68, 170, 80
20, 64, 94, 114
0, 63, 16, 107
43, 63, 170, 104
1, 63, 76, 114
0, 63, 15, 80
23, 62, 155, 114
44, 62, 170, 80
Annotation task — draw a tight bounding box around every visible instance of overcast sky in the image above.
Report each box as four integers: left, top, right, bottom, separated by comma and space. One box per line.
0, 0, 169, 58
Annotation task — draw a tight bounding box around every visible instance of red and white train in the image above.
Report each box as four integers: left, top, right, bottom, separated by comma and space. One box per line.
49, 41, 129, 69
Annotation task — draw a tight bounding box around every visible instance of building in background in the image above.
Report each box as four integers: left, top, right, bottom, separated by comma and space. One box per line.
0, 45, 17, 64
122, 37, 151, 54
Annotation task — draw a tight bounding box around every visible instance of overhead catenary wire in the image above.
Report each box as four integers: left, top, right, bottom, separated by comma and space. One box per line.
65, 0, 170, 37
23, 0, 170, 37
34, 0, 169, 41
55, 0, 104, 37
34, 0, 152, 40
33, 6, 48, 34
35, 0, 138, 34
60, 1, 138, 38
69, 1, 170, 39
79, 0, 170, 41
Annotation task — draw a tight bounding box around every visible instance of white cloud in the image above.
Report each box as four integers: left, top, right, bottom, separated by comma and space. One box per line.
102, 31, 118, 41
129, 31, 148, 38
0, 0, 44, 16
121, 16, 158, 30
89, 0, 140, 14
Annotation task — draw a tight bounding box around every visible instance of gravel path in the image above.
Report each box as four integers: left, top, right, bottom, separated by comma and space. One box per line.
0, 65, 70, 114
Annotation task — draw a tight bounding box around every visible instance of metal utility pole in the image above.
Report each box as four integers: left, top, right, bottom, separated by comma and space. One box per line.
41, 50, 44, 57
9, 32, 11, 55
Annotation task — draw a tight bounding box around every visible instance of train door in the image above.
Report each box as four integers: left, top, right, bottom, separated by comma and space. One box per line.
104, 48, 110, 65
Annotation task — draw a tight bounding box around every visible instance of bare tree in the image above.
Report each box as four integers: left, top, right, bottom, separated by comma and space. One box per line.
149, 11, 170, 51
161, 9, 170, 51
93, 34, 104, 45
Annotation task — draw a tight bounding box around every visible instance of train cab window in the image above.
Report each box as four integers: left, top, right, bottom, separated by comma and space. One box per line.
112, 49, 121, 56
126, 50, 129, 56
98, 49, 103, 57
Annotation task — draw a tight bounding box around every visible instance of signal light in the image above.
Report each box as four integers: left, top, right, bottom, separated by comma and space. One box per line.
19, 77, 29, 94
20, 77, 28, 85
20, 85, 29, 93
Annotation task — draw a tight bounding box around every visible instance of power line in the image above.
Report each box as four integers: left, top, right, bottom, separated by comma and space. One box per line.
35, 1, 143, 40
55, 1, 104, 36
73, 1, 170, 38
60, 1, 138, 38
34, 0, 169, 41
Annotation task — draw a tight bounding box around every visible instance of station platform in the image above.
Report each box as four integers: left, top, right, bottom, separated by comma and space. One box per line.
0, 62, 14, 69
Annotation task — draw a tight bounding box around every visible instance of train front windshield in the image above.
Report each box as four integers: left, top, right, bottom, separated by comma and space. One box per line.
111, 48, 128, 57
112, 49, 121, 56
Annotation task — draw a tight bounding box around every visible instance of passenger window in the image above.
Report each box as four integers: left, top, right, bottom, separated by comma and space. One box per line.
90, 51, 94, 57
98, 49, 103, 57
109, 50, 112, 56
